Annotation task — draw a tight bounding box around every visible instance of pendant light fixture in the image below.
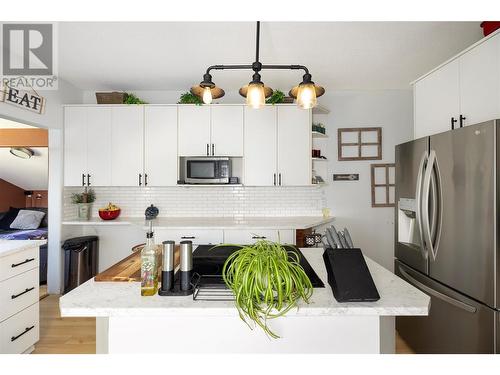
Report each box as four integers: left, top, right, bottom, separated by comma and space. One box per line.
191, 21, 325, 108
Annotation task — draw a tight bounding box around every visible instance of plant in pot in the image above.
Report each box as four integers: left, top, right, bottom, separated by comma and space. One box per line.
178, 92, 203, 105
71, 188, 96, 221
266, 89, 294, 105
220, 240, 313, 338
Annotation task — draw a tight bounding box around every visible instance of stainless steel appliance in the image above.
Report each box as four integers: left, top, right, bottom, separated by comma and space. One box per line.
395, 120, 500, 353
184, 157, 230, 184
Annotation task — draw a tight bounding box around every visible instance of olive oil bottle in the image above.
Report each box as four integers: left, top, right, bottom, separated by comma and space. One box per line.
141, 225, 158, 296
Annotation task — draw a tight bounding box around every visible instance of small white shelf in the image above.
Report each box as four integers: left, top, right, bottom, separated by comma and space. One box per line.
312, 105, 330, 115
312, 131, 328, 138
312, 157, 328, 162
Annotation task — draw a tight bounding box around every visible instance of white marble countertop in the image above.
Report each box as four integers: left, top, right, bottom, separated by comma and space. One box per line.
61, 216, 334, 230
0, 239, 47, 258
60, 248, 430, 318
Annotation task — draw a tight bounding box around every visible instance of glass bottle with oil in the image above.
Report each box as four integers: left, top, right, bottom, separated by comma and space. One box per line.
141, 223, 158, 296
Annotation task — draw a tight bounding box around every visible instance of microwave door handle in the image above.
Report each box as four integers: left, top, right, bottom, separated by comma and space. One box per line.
415, 151, 428, 260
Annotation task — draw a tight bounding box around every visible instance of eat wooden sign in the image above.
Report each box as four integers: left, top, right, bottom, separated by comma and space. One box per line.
0, 86, 46, 114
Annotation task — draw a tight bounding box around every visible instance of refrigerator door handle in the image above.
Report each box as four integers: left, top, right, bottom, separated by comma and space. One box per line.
415, 151, 428, 260
422, 150, 438, 261
398, 266, 477, 314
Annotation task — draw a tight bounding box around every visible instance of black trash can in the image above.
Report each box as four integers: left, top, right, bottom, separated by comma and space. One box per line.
62, 236, 98, 294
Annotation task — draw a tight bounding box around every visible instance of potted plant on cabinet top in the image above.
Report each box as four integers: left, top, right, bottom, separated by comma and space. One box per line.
71, 188, 96, 221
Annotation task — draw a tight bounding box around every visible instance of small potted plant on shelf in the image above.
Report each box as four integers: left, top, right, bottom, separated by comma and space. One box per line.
219, 240, 313, 338
71, 187, 96, 221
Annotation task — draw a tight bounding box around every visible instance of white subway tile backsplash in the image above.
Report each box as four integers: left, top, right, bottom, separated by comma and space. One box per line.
63, 186, 325, 220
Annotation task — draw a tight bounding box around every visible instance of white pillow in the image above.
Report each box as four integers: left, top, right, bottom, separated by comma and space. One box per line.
10, 210, 46, 230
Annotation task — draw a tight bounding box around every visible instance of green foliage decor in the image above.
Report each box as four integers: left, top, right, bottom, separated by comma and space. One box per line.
124, 93, 147, 104
265, 90, 286, 104
178, 92, 203, 105
71, 188, 96, 204
221, 240, 313, 338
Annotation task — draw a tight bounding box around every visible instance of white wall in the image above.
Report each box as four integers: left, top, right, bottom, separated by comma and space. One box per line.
0, 79, 83, 294
317, 90, 413, 271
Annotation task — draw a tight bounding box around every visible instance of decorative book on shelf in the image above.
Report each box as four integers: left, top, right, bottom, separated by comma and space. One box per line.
371, 163, 395, 208
337, 127, 382, 161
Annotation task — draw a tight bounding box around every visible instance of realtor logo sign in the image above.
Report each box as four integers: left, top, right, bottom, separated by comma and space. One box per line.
1, 23, 58, 90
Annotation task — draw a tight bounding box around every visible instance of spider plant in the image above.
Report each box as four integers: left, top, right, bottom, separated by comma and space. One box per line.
220, 240, 313, 339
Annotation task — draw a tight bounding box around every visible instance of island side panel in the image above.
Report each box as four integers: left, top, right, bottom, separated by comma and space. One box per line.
106, 315, 383, 354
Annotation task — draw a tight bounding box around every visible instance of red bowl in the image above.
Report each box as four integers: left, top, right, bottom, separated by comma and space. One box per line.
98, 208, 121, 220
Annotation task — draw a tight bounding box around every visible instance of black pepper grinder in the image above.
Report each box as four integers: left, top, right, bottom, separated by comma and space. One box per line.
179, 240, 193, 291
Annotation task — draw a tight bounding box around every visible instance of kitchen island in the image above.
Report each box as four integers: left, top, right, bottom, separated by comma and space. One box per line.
59, 248, 429, 354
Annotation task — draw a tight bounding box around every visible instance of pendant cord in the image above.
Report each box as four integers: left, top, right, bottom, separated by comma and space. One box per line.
255, 21, 260, 63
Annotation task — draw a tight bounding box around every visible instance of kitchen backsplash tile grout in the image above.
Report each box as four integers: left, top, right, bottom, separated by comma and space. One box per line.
63, 186, 326, 219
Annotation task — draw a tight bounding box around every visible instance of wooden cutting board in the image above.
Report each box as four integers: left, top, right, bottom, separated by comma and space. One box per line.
94, 245, 180, 282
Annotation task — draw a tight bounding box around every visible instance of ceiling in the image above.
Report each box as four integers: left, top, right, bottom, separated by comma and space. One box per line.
58, 22, 483, 92
0, 147, 48, 190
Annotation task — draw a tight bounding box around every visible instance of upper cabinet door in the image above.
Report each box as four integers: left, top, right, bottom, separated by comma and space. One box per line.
414, 59, 460, 139
178, 106, 211, 156
210, 106, 244, 156
459, 34, 500, 126
64, 107, 87, 186
144, 106, 178, 186
86, 107, 112, 186
111, 107, 144, 186
244, 106, 277, 186
277, 107, 311, 186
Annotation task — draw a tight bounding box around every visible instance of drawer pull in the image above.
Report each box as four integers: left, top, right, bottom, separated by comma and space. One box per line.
251, 236, 267, 239
11, 258, 35, 268
11, 325, 35, 342
181, 236, 196, 239
11, 287, 35, 299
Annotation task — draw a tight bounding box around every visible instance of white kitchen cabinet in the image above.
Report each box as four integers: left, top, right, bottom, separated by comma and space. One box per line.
178, 106, 211, 156
154, 229, 223, 245
414, 60, 460, 139
64, 107, 88, 186
144, 106, 178, 186
459, 34, 500, 126
414, 32, 500, 138
86, 107, 112, 186
244, 106, 277, 186
210, 106, 244, 156
277, 106, 311, 186
111, 107, 144, 186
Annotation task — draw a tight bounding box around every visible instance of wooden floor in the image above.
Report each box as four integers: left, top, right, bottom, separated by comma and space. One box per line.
33, 294, 414, 354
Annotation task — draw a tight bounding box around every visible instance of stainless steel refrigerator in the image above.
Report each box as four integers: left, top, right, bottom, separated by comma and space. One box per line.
395, 120, 500, 354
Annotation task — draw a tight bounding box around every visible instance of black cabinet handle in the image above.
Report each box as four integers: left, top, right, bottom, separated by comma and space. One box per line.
139, 173, 142, 186
181, 236, 196, 239
451, 117, 457, 130
206, 144, 209, 156
212, 144, 215, 156
82, 173, 86, 186
279, 173, 282, 186
87, 174, 91, 186
144, 174, 148, 186
11, 326, 35, 342
11, 258, 35, 268
273, 173, 276, 186
251, 236, 267, 239
11, 287, 35, 299
459, 115, 466, 128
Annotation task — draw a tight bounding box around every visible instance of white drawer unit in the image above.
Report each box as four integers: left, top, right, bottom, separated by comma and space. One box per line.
223, 229, 295, 245
0, 268, 39, 322
155, 229, 224, 245
0, 302, 39, 354
0, 246, 39, 282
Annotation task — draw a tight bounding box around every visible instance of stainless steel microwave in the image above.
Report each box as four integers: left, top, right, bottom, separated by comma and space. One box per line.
185, 157, 231, 184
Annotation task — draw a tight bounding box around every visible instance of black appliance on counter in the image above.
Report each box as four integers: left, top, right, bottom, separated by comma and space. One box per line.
191, 244, 324, 300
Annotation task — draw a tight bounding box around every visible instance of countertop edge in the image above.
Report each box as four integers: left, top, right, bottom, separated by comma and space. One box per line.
0, 239, 47, 258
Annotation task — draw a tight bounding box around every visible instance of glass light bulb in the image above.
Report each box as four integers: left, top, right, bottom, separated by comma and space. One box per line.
246, 83, 265, 109
202, 87, 213, 104
297, 83, 317, 109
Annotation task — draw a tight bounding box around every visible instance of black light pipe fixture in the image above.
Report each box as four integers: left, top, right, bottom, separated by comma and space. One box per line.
191, 21, 325, 109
